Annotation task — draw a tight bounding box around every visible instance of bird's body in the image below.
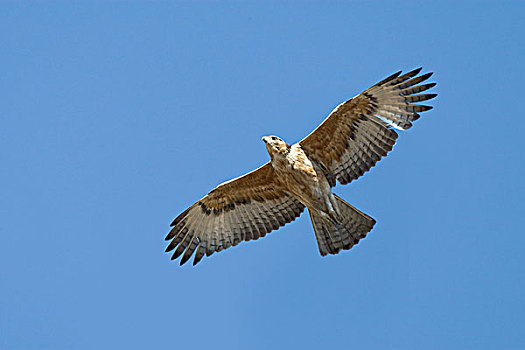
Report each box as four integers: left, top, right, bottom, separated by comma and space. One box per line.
166, 68, 437, 266
266, 139, 338, 221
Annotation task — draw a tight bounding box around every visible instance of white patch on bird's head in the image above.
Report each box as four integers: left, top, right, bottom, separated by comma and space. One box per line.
262, 135, 290, 158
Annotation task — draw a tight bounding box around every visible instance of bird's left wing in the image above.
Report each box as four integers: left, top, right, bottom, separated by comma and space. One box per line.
165, 163, 305, 266
299, 67, 436, 187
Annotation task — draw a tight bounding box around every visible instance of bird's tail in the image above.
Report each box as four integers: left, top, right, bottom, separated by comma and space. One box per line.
309, 194, 376, 256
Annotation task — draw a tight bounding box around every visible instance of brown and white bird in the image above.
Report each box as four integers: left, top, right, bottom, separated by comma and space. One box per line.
166, 68, 437, 266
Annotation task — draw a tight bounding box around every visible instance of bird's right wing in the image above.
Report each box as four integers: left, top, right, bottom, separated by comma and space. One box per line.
165, 163, 305, 266
300, 68, 437, 186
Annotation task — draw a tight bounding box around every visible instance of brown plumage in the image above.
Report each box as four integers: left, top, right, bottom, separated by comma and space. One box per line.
166, 67, 437, 266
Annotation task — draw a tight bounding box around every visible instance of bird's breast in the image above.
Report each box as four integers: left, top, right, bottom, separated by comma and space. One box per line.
287, 144, 317, 176
271, 144, 329, 208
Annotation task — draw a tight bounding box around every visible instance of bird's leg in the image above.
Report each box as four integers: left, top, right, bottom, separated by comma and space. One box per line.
313, 204, 341, 227
323, 192, 343, 223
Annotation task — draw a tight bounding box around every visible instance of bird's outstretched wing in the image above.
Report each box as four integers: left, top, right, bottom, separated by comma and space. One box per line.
300, 67, 437, 187
165, 163, 305, 266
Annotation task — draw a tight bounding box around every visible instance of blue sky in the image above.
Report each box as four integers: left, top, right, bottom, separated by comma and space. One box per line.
2, 2, 524, 349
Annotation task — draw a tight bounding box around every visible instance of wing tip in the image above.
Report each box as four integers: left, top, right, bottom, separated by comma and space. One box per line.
420, 71, 434, 81
180, 255, 191, 266
408, 67, 423, 76
377, 70, 402, 86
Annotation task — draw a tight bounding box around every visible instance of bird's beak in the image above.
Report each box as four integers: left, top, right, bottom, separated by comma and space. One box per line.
262, 136, 269, 143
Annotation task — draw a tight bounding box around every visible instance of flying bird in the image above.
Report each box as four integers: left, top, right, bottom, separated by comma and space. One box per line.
166, 68, 437, 266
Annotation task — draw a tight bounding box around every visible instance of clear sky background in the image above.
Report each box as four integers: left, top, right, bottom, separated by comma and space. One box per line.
2, 2, 524, 349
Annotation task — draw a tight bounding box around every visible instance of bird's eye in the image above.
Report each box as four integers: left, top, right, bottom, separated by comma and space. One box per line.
271, 136, 277, 141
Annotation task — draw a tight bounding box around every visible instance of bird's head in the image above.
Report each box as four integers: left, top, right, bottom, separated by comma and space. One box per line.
262, 135, 290, 158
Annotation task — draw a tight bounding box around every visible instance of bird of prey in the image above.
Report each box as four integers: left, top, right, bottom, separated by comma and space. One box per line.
166, 68, 437, 266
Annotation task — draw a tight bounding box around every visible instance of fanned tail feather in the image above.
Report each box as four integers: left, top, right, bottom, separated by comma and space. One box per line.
309, 194, 376, 256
